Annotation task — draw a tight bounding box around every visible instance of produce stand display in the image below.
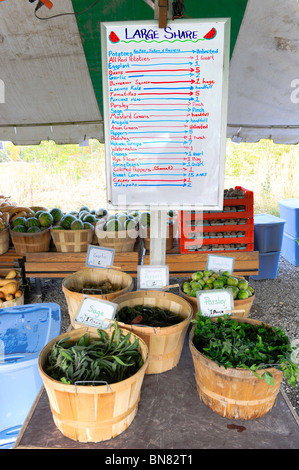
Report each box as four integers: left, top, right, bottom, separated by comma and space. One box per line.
1, 2, 299, 454
14, 337, 299, 450
1, 205, 298, 450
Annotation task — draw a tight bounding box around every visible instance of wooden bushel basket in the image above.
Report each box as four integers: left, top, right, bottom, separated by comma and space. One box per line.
10, 228, 51, 255
140, 222, 174, 252
0, 226, 9, 255
51, 228, 94, 253
62, 268, 134, 329
179, 278, 255, 319
113, 290, 193, 374
0, 291, 24, 309
95, 226, 137, 253
189, 318, 284, 420
38, 327, 149, 442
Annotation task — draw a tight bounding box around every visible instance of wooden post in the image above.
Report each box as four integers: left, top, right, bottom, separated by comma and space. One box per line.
150, 210, 167, 265
154, 0, 173, 28
150, 0, 172, 266
158, 0, 168, 29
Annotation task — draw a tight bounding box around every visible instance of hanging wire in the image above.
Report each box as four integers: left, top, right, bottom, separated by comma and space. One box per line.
172, 0, 191, 20
34, 0, 101, 20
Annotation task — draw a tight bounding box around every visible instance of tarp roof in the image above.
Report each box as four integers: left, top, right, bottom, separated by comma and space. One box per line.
0, 0, 298, 145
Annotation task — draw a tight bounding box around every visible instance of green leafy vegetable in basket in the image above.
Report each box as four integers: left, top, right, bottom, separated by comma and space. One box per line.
68, 280, 121, 295
44, 322, 144, 385
192, 314, 298, 387
116, 305, 184, 328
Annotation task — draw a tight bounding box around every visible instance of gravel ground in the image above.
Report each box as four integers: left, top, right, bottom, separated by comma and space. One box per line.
27, 255, 299, 421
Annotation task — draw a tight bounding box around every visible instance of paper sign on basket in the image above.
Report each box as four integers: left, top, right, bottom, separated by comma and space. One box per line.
137, 265, 169, 290
206, 254, 234, 274
75, 296, 117, 329
86, 244, 115, 269
196, 289, 234, 317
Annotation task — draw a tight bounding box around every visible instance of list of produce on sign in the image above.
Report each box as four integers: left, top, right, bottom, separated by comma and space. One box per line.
101, 20, 230, 209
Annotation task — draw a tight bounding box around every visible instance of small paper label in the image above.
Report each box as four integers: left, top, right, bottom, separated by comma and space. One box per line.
75, 296, 117, 329
196, 289, 234, 317
86, 244, 115, 269
137, 265, 169, 290
206, 254, 234, 274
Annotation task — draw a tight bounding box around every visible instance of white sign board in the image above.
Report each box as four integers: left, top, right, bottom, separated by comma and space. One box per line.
86, 245, 115, 269
137, 265, 169, 290
101, 19, 230, 210
75, 297, 117, 329
196, 289, 233, 317
206, 254, 234, 274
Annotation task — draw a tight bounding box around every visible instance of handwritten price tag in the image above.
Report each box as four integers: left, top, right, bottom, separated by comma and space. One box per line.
75, 296, 118, 329
137, 265, 169, 290
86, 245, 115, 269
206, 254, 234, 274
196, 289, 234, 317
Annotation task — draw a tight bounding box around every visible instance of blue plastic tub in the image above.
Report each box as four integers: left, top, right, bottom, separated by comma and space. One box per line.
278, 198, 299, 238
251, 251, 280, 280
281, 232, 299, 266
254, 214, 286, 253
0, 303, 61, 449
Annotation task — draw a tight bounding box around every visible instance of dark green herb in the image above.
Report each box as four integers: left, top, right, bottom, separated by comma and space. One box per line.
44, 322, 144, 385
192, 315, 298, 387
116, 305, 184, 327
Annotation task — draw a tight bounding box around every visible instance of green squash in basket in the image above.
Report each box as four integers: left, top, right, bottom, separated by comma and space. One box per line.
25, 217, 40, 229
70, 219, 84, 230
12, 217, 27, 228
12, 224, 26, 232
38, 211, 53, 228
27, 226, 41, 233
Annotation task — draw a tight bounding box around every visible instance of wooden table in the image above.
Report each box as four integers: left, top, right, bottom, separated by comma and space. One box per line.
0, 239, 259, 281
143, 239, 259, 277
14, 336, 299, 450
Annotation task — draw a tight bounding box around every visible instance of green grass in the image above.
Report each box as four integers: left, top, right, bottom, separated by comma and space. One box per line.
1, 139, 298, 214
224, 139, 299, 216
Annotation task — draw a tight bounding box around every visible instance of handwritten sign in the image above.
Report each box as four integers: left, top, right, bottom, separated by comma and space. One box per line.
101, 19, 230, 210
206, 254, 234, 274
86, 245, 115, 269
196, 289, 233, 317
75, 296, 117, 329
137, 265, 169, 290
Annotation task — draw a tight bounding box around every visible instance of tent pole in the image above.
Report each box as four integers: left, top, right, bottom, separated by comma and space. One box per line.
150, 210, 167, 265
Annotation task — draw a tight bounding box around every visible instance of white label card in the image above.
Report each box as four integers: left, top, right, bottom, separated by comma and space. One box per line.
86, 244, 115, 269
75, 296, 118, 329
137, 265, 169, 290
206, 254, 234, 274
196, 289, 234, 317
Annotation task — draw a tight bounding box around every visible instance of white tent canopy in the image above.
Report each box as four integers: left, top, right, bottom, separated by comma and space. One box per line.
0, 0, 103, 145
0, 0, 298, 145
227, 0, 299, 144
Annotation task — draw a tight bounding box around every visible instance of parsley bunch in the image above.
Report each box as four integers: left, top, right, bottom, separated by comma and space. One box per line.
192, 315, 298, 387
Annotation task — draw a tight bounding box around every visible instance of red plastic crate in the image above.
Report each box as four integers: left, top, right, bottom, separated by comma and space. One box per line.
178, 186, 254, 223
223, 186, 254, 205
178, 216, 254, 234
179, 230, 254, 247
179, 240, 254, 254
178, 187, 254, 254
